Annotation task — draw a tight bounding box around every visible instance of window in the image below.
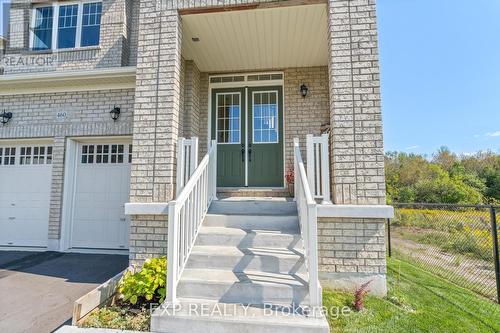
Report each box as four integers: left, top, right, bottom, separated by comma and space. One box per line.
57, 4, 78, 49
0, 147, 16, 166
33, 6, 54, 50
31, 2, 102, 50
81, 2, 102, 47
20, 146, 53, 165
216, 93, 241, 144
81, 145, 94, 164
253, 91, 279, 144
81, 144, 126, 164
110, 145, 124, 164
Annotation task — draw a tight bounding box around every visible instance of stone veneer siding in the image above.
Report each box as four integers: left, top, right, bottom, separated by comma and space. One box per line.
318, 217, 387, 295
0, 89, 135, 242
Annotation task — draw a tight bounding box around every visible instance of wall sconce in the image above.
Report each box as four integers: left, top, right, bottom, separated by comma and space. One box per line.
1, 111, 13, 125
110, 106, 121, 121
300, 84, 308, 98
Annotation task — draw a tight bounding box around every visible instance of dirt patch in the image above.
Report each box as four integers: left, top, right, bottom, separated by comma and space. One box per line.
391, 227, 497, 301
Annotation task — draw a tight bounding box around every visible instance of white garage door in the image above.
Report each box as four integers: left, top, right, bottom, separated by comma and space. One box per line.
0, 145, 53, 247
71, 143, 131, 250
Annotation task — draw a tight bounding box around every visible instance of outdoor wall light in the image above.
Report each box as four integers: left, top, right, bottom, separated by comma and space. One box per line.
1, 111, 13, 125
110, 106, 121, 121
300, 84, 308, 98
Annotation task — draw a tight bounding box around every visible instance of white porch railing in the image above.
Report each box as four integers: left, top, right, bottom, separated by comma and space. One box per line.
166, 140, 217, 304
176, 137, 199, 195
293, 138, 322, 307
306, 134, 332, 204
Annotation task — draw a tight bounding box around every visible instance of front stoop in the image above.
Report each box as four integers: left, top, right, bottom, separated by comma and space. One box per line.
151, 198, 329, 333
151, 299, 328, 333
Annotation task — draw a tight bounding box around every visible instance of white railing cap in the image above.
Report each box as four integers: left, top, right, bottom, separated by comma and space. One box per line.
124, 202, 169, 215
317, 204, 394, 219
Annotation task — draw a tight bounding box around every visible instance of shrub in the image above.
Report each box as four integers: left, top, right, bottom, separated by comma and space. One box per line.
118, 257, 167, 306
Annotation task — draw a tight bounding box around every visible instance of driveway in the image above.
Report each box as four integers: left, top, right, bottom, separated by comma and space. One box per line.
0, 251, 128, 333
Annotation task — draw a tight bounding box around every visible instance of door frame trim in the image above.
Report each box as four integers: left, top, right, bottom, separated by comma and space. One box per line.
207, 72, 286, 188
60, 136, 132, 252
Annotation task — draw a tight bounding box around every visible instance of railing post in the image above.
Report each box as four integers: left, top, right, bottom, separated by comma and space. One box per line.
211, 140, 218, 201
306, 134, 315, 197
166, 201, 179, 304
293, 138, 299, 200
490, 206, 500, 304
190, 137, 199, 176
308, 203, 321, 308
176, 138, 186, 196
387, 218, 392, 258
320, 133, 332, 204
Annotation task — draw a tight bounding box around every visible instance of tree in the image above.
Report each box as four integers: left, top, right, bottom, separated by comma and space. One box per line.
385, 148, 496, 204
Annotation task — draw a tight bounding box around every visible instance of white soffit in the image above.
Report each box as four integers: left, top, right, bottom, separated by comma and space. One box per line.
182, 3, 329, 72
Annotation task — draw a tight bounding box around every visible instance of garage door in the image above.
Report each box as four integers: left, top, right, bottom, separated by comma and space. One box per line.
0, 145, 52, 247
70, 143, 131, 250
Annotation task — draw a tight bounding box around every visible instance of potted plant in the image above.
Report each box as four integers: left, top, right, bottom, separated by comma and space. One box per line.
285, 167, 294, 197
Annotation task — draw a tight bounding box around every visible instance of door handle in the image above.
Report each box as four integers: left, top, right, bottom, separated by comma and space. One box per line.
241, 144, 245, 162
248, 147, 252, 162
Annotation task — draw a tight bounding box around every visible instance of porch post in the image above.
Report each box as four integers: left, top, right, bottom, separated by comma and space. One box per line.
326, 0, 386, 205
129, 1, 183, 264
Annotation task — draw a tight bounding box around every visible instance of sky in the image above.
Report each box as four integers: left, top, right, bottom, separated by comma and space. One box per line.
377, 0, 500, 155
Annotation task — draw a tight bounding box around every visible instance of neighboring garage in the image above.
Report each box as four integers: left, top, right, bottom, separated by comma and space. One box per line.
0, 137, 132, 252
0, 142, 53, 248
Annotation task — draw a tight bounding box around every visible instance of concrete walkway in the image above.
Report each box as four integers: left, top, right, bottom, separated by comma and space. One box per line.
0, 251, 128, 333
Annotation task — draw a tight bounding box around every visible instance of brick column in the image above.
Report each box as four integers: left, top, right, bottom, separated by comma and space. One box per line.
129, 0, 182, 264
47, 136, 66, 250
183, 60, 201, 139
327, 0, 386, 205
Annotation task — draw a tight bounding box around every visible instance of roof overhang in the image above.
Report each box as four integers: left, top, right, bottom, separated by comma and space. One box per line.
181, 3, 329, 72
0, 66, 137, 96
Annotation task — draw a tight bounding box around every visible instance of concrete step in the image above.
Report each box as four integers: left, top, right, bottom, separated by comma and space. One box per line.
204, 214, 299, 232
186, 245, 306, 274
151, 298, 329, 333
217, 188, 291, 198
196, 226, 303, 249
177, 269, 309, 305
209, 199, 297, 216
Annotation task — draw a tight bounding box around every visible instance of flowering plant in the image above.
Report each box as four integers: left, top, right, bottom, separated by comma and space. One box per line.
285, 168, 294, 185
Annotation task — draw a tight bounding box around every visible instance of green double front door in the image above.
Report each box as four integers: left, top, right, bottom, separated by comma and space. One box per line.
211, 86, 284, 187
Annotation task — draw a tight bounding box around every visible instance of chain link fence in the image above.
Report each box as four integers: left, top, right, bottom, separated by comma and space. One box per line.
387, 203, 500, 304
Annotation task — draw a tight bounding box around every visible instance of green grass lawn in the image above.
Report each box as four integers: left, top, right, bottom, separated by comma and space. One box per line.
323, 258, 500, 333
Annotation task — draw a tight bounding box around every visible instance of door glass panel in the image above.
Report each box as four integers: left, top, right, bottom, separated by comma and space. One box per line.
253, 91, 278, 143
216, 93, 241, 144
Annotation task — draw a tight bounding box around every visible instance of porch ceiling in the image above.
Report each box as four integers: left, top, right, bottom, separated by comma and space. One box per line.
181, 3, 329, 72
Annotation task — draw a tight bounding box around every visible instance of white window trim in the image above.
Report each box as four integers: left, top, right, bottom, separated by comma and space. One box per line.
251, 90, 280, 145
215, 92, 242, 145
30, 0, 102, 51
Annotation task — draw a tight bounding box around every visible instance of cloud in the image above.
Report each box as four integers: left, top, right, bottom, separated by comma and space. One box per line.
405, 145, 419, 150
473, 134, 481, 138
485, 131, 500, 137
